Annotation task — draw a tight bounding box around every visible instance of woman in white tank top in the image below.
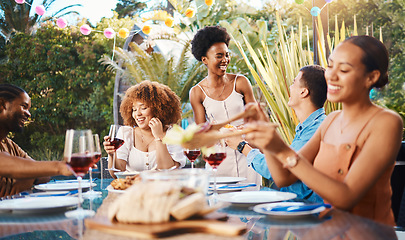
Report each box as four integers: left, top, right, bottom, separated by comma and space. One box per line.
189, 26, 261, 185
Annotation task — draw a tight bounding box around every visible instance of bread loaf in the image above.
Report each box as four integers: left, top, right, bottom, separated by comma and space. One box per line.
108, 181, 209, 224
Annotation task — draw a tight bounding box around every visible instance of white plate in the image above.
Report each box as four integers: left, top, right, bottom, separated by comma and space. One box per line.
34, 182, 96, 191
218, 191, 297, 205
253, 202, 326, 218
115, 171, 140, 179
106, 185, 125, 193
209, 177, 246, 184
0, 197, 78, 213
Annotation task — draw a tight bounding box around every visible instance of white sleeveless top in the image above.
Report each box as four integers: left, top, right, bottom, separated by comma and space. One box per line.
197, 75, 261, 185
116, 126, 186, 172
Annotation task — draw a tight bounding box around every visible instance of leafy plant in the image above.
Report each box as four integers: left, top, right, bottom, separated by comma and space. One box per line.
230, 12, 350, 143
100, 39, 207, 105
0, 17, 135, 159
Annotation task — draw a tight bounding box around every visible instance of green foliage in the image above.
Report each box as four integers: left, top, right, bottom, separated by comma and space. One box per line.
100, 40, 207, 104
115, 0, 147, 18
0, 20, 120, 160
0, 0, 81, 37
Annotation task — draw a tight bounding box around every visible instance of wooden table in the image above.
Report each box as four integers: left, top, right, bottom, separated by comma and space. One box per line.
0, 179, 399, 240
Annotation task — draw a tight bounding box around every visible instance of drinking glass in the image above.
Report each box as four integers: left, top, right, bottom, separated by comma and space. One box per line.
83, 134, 102, 199
106, 125, 125, 172
183, 148, 201, 169
202, 140, 226, 202
64, 129, 96, 219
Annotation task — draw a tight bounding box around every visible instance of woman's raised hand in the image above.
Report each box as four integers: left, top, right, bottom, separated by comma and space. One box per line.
103, 136, 115, 156
149, 117, 164, 140
244, 121, 286, 154
244, 102, 270, 123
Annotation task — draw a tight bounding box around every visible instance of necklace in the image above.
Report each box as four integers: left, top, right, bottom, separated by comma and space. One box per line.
205, 77, 227, 98
137, 128, 154, 148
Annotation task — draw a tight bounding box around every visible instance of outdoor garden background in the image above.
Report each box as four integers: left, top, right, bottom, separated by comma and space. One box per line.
0, 0, 404, 161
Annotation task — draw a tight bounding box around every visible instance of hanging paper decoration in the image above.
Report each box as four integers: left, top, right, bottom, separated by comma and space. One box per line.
325, 0, 333, 3
56, 18, 67, 28
142, 25, 151, 35
295, 0, 304, 4
205, 0, 214, 6
165, 17, 174, 28
310, 7, 321, 16
118, 28, 130, 38
35, 5, 46, 16
15, 0, 25, 4
185, 8, 195, 18
104, 28, 115, 39
80, 24, 92, 35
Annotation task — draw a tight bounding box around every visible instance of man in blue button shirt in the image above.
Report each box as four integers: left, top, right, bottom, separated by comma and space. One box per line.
228, 65, 327, 203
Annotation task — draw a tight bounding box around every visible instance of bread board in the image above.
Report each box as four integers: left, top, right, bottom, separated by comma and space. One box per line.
85, 213, 247, 239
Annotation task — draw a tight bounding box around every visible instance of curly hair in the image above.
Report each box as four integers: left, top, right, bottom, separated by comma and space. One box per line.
120, 81, 182, 128
191, 26, 231, 62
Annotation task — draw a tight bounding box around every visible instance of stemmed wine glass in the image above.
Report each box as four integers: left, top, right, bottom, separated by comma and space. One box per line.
106, 125, 125, 172
83, 134, 102, 199
203, 140, 226, 203
64, 129, 96, 219
184, 148, 201, 169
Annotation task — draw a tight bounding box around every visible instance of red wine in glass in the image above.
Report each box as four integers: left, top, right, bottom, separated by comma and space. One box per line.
64, 129, 95, 219
93, 152, 101, 164
203, 141, 226, 203
204, 153, 226, 169
184, 149, 201, 168
67, 153, 94, 176
110, 138, 124, 150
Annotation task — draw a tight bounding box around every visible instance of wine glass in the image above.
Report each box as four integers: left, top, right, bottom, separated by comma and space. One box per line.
64, 129, 96, 219
184, 148, 200, 169
203, 140, 226, 203
105, 125, 125, 172
83, 134, 102, 199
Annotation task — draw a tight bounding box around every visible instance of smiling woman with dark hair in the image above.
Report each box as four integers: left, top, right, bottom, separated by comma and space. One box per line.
104, 81, 186, 178
189, 26, 261, 185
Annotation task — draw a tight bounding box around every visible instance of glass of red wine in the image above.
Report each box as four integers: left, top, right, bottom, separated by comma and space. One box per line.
64, 129, 95, 219
83, 134, 102, 199
184, 148, 200, 169
202, 140, 226, 201
106, 125, 125, 172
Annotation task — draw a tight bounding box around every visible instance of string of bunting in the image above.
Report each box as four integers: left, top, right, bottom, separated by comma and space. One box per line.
295, 0, 334, 17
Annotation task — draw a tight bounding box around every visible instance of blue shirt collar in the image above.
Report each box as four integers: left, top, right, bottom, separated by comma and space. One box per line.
295, 108, 325, 132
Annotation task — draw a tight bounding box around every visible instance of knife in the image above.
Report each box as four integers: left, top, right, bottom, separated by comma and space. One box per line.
268, 203, 331, 212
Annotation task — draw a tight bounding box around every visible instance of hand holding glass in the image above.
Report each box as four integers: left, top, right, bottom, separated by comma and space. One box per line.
64, 129, 95, 219
106, 125, 125, 172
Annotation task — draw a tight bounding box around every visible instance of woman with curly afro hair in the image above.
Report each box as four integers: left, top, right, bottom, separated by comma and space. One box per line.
104, 81, 186, 178
189, 26, 261, 185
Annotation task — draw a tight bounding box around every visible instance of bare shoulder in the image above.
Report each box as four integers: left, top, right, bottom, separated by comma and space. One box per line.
320, 110, 341, 127
373, 108, 403, 130
189, 81, 204, 97
232, 74, 253, 93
